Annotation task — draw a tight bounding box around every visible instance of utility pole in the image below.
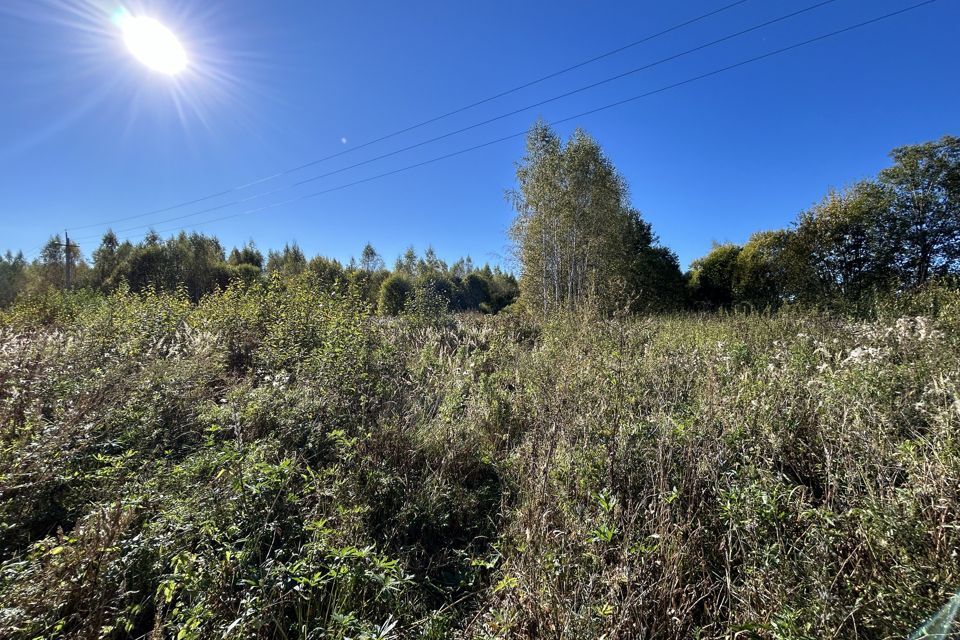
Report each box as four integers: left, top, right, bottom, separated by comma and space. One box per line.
64, 230, 72, 289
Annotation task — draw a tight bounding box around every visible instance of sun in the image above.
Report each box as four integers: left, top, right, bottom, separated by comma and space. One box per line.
115, 12, 188, 75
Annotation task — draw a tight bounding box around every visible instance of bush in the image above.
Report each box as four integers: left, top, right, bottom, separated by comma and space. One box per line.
378, 273, 412, 316
1, 280, 958, 638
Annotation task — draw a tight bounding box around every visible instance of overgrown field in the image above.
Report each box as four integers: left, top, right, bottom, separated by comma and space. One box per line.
1, 278, 959, 639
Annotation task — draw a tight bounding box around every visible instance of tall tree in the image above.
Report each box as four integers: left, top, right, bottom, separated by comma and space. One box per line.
266, 243, 308, 276
621, 210, 685, 311
309, 256, 345, 291
792, 182, 896, 303
228, 241, 264, 270
0, 251, 27, 307
450, 256, 475, 279
359, 243, 384, 272
878, 135, 960, 286
34, 235, 82, 290
418, 246, 447, 278
509, 123, 648, 314
92, 230, 121, 290
378, 273, 413, 315
394, 246, 418, 275
37, 235, 65, 289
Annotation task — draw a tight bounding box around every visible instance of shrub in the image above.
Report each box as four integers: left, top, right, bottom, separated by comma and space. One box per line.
378, 273, 412, 316
1, 280, 958, 638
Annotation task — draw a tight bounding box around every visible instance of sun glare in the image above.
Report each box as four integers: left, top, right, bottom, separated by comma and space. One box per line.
117, 13, 187, 75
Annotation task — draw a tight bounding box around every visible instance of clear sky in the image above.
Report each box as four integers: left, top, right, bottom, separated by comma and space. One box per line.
1, 0, 958, 269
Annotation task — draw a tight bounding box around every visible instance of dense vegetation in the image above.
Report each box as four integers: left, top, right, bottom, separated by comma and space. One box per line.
1, 129, 958, 638
506, 129, 958, 315
686, 135, 960, 312
4, 132, 956, 317
508, 124, 686, 314
1, 281, 959, 638
0, 236, 519, 318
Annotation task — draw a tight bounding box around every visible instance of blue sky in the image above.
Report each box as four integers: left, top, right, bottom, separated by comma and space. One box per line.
1, 0, 957, 269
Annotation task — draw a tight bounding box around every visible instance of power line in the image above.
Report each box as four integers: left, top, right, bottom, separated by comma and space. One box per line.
72, 0, 843, 241
66, 0, 754, 232
66, 0, 937, 253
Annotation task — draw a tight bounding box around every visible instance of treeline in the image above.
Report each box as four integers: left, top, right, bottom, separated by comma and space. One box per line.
3, 129, 957, 315
687, 135, 960, 310
0, 232, 518, 315
509, 125, 959, 314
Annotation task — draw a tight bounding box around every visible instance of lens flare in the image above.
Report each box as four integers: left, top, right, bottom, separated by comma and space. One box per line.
115, 11, 187, 75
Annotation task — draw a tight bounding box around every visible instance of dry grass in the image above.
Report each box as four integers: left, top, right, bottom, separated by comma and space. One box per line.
1, 281, 958, 638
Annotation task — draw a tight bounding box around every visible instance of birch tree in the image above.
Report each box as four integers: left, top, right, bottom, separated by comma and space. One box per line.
509, 123, 673, 315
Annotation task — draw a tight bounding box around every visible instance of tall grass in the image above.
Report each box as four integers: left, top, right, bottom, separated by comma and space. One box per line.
1, 277, 958, 638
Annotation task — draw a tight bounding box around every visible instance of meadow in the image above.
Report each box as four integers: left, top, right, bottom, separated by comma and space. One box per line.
1, 276, 958, 639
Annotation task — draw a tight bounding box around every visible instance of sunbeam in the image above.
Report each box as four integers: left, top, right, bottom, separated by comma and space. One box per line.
0, 0, 261, 149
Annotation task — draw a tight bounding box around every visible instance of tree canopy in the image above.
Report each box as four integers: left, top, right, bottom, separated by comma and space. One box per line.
686, 135, 960, 311
509, 122, 684, 315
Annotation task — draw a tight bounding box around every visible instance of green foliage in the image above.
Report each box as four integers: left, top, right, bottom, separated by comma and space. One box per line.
3, 134, 955, 318
879, 135, 960, 287
792, 182, 898, 306
2, 281, 959, 638
1, 234, 519, 318
0, 277, 501, 638
378, 273, 412, 316
626, 242, 687, 313
360, 243, 385, 273
686, 135, 960, 311
227, 240, 264, 270
732, 230, 793, 310
310, 255, 346, 291
688, 242, 741, 309
0, 251, 27, 307
1, 130, 957, 638
509, 122, 683, 316
460, 272, 490, 309
403, 279, 451, 327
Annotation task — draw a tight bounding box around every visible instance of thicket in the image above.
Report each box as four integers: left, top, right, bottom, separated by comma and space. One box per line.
687, 136, 960, 312
0, 234, 518, 317
1, 277, 959, 638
